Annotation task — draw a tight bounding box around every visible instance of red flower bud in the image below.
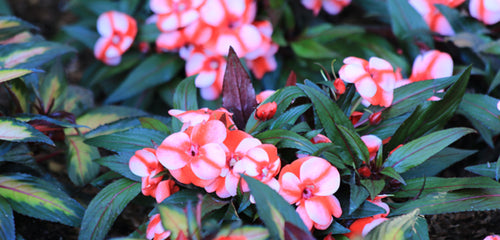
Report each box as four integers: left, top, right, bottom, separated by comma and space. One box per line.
350, 111, 363, 125
334, 78, 345, 94
358, 166, 371, 178
255, 102, 277, 121
369, 112, 382, 125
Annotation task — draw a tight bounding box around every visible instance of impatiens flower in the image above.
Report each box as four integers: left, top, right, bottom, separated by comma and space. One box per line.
470, 0, 500, 25
169, 107, 235, 131
361, 135, 382, 161
146, 214, 171, 240
156, 119, 227, 181
244, 21, 278, 79
345, 195, 390, 239
339, 57, 397, 107
408, 0, 465, 36
301, 0, 351, 15
150, 0, 205, 32
180, 45, 227, 100
497, 100, 500, 111
409, 50, 453, 82
279, 156, 342, 230
256, 90, 276, 104
255, 102, 277, 121
485, 235, 500, 240
94, 11, 137, 65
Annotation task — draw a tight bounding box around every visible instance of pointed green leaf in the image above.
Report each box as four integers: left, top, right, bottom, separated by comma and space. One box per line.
466, 161, 500, 179
394, 177, 500, 198
173, 75, 198, 111
365, 209, 423, 240
85, 128, 166, 153
106, 54, 183, 103
0, 196, 15, 240
66, 135, 100, 186
458, 93, 500, 146
0, 41, 74, 69
255, 129, 319, 154
62, 25, 100, 49
387, 67, 470, 150
39, 61, 67, 113
349, 184, 369, 215
291, 39, 339, 59
215, 226, 269, 240
390, 188, 500, 216
380, 167, 406, 185
95, 152, 139, 182
360, 179, 386, 200
158, 204, 189, 239
242, 175, 312, 238
402, 147, 477, 179
139, 117, 171, 135
0, 69, 34, 83
340, 200, 386, 219
0, 173, 84, 226
0, 16, 36, 39
63, 85, 95, 117
337, 125, 370, 164
384, 127, 475, 173
79, 178, 140, 240
65, 105, 147, 135
0, 117, 54, 146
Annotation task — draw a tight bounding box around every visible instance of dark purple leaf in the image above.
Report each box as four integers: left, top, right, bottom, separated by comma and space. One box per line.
284, 222, 315, 240
222, 47, 257, 129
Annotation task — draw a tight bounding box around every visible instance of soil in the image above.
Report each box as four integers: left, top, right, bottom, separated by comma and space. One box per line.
5, 0, 500, 239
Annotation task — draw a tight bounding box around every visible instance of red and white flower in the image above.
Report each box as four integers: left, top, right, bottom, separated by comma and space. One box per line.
410, 50, 453, 82
361, 135, 382, 161
469, 0, 500, 25
301, 0, 351, 15
146, 214, 171, 240
408, 0, 465, 36
94, 11, 137, 65
279, 156, 342, 230
339, 56, 397, 107
345, 195, 390, 239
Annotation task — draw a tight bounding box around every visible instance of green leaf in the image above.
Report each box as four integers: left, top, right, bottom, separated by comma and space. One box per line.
95, 153, 139, 182
0, 143, 35, 165
66, 105, 147, 135
0, 173, 84, 226
395, 176, 500, 198
173, 75, 198, 111
0, 117, 54, 146
139, 117, 171, 135
215, 226, 269, 240
360, 179, 386, 200
0, 1, 12, 15
341, 200, 386, 219
384, 127, 475, 173
349, 184, 369, 215
402, 147, 477, 179
62, 85, 95, 117
79, 178, 140, 240
242, 175, 311, 239
466, 161, 500, 180
387, 67, 471, 151
435, 4, 487, 35
85, 128, 166, 153
83, 118, 142, 139
66, 135, 100, 186
63, 25, 100, 49
337, 125, 369, 165
298, 83, 359, 164
0, 41, 74, 69
299, 23, 365, 44
39, 60, 67, 113
269, 104, 311, 130
0, 68, 35, 83
488, 69, 500, 93
0, 196, 15, 240
106, 54, 183, 103
390, 188, 500, 216
458, 94, 500, 146
158, 204, 189, 239
380, 167, 406, 185
291, 39, 339, 59
0, 16, 36, 39
365, 209, 423, 240
255, 129, 319, 154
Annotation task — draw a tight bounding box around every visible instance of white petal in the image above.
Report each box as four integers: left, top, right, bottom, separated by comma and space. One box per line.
356, 77, 377, 98
200, 0, 225, 26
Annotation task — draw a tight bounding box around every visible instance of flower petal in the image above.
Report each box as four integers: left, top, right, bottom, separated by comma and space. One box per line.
299, 157, 340, 196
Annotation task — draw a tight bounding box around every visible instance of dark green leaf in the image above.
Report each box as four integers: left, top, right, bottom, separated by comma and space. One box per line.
387, 67, 471, 151
0, 41, 74, 69
466, 161, 500, 179
63, 85, 95, 117
255, 129, 319, 154
365, 209, 423, 240
95, 152, 139, 181
269, 104, 311, 130
349, 184, 369, 215
380, 167, 406, 185
384, 127, 475, 173
0, 117, 54, 146
243, 175, 311, 238
85, 128, 166, 152
458, 94, 500, 146
337, 125, 369, 165
66, 135, 100, 186
0, 16, 36, 39
341, 200, 386, 220
0, 173, 84, 227
402, 147, 477, 179
0, 196, 15, 240
222, 47, 257, 130
394, 177, 500, 198
291, 39, 338, 59
390, 188, 500, 216
79, 178, 140, 240
173, 75, 198, 113
139, 117, 171, 135
360, 179, 386, 200
106, 54, 183, 103
488, 69, 500, 93
83, 118, 142, 139
63, 25, 100, 49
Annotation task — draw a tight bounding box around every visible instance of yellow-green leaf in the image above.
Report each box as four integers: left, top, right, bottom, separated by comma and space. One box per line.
0, 173, 84, 227
0, 68, 34, 83
0, 117, 54, 146
66, 135, 100, 186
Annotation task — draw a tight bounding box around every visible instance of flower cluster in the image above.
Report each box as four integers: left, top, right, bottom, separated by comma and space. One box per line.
94, 11, 137, 65
149, 0, 279, 100
408, 0, 465, 36
300, 0, 352, 15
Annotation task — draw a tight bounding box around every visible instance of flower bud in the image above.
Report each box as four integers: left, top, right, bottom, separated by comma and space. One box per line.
369, 112, 382, 125
358, 166, 371, 178
334, 78, 345, 94
255, 102, 277, 121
